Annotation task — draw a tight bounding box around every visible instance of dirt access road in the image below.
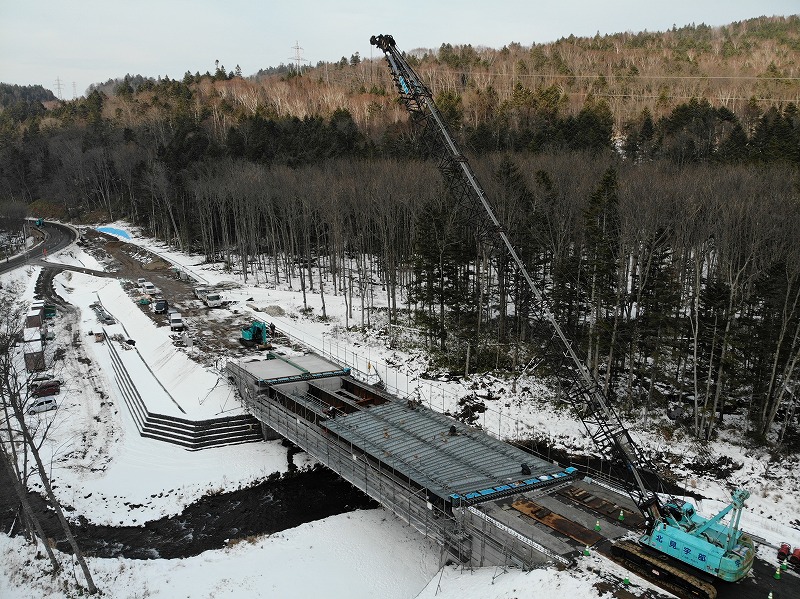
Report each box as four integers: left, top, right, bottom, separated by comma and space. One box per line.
77, 229, 263, 366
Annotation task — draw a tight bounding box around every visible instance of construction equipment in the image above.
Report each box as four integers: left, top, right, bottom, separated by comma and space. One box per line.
371, 33, 754, 598
240, 321, 271, 348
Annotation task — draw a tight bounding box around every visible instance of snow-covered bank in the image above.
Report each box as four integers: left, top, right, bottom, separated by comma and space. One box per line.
0, 509, 441, 599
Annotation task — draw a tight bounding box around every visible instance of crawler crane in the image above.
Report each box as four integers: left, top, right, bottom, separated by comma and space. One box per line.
370, 33, 755, 599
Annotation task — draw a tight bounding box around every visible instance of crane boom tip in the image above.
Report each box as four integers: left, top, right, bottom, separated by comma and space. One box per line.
370, 34, 396, 51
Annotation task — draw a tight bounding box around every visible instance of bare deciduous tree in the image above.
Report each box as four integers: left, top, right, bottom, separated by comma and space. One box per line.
0, 287, 97, 594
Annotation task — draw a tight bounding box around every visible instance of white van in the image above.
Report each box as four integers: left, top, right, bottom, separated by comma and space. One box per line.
29, 397, 57, 415
141, 281, 158, 295
169, 312, 184, 331
203, 293, 223, 308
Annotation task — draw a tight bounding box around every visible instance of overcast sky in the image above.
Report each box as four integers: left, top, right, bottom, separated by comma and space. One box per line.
1, 1, 797, 99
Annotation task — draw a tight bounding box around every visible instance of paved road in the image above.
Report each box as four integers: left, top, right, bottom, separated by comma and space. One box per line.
0, 220, 77, 275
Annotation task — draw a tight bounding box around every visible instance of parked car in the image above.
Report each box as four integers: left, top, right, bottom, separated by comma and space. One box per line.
203, 293, 224, 308
153, 298, 169, 314
194, 286, 209, 300
90, 302, 116, 324
29, 397, 57, 415
136, 277, 146, 286
32, 380, 61, 397
29, 372, 56, 385
141, 281, 158, 295
29, 378, 64, 392
169, 312, 184, 331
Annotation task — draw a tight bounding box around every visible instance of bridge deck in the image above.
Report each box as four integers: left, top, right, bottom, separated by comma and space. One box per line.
323, 393, 570, 503
232, 354, 573, 505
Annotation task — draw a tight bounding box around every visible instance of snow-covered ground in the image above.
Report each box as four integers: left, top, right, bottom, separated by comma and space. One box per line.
1, 222, 799, 598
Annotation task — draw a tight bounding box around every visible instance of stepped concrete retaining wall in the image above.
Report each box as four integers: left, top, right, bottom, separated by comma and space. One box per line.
107, 340, 262, 450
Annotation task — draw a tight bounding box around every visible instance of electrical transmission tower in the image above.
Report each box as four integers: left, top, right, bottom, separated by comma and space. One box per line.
289, 41, 309, 74
54, 77, 63, 100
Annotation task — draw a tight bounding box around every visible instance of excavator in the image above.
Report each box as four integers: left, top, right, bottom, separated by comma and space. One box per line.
370, 33, 755, 599
240, 320, 272, 348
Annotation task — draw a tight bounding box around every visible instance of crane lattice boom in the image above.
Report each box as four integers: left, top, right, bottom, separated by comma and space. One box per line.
370, 33, 662, 527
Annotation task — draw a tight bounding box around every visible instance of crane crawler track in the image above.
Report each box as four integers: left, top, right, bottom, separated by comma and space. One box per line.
611, 540, 717, 599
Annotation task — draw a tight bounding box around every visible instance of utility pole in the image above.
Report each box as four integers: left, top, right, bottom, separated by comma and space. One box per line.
72, 82, 77, 99
54, 77, 63, 100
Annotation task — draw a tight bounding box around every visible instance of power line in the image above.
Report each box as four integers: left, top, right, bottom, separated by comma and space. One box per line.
363, 60, 800, 83
310, 67, 800, 104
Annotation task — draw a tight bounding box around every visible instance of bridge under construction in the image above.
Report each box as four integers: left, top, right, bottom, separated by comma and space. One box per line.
227, 353, 642, 571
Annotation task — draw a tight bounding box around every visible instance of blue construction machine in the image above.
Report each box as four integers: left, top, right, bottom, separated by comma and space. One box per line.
371, 34, 754, 599
240, 321, 271, 348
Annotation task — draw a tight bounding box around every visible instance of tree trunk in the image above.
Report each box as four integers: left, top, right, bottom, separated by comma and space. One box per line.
707, 293, 736, 440
760, 272, 800, 434
0, 444, 60, 573
439, 250, 446, 350
348, 271, 354, 323
13, 412, 97, 593
700, 313, 718, 439
318, 245, 327, 320
690, 251, 703, 437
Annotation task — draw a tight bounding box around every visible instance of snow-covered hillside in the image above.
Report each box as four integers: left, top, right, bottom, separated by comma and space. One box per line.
1, 223, 798, 598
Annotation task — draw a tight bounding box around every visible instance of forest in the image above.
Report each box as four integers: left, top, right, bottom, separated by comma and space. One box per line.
1, 16, 799, 447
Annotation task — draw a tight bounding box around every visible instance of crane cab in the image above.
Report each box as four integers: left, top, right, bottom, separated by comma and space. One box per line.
641, 495, 755, 582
